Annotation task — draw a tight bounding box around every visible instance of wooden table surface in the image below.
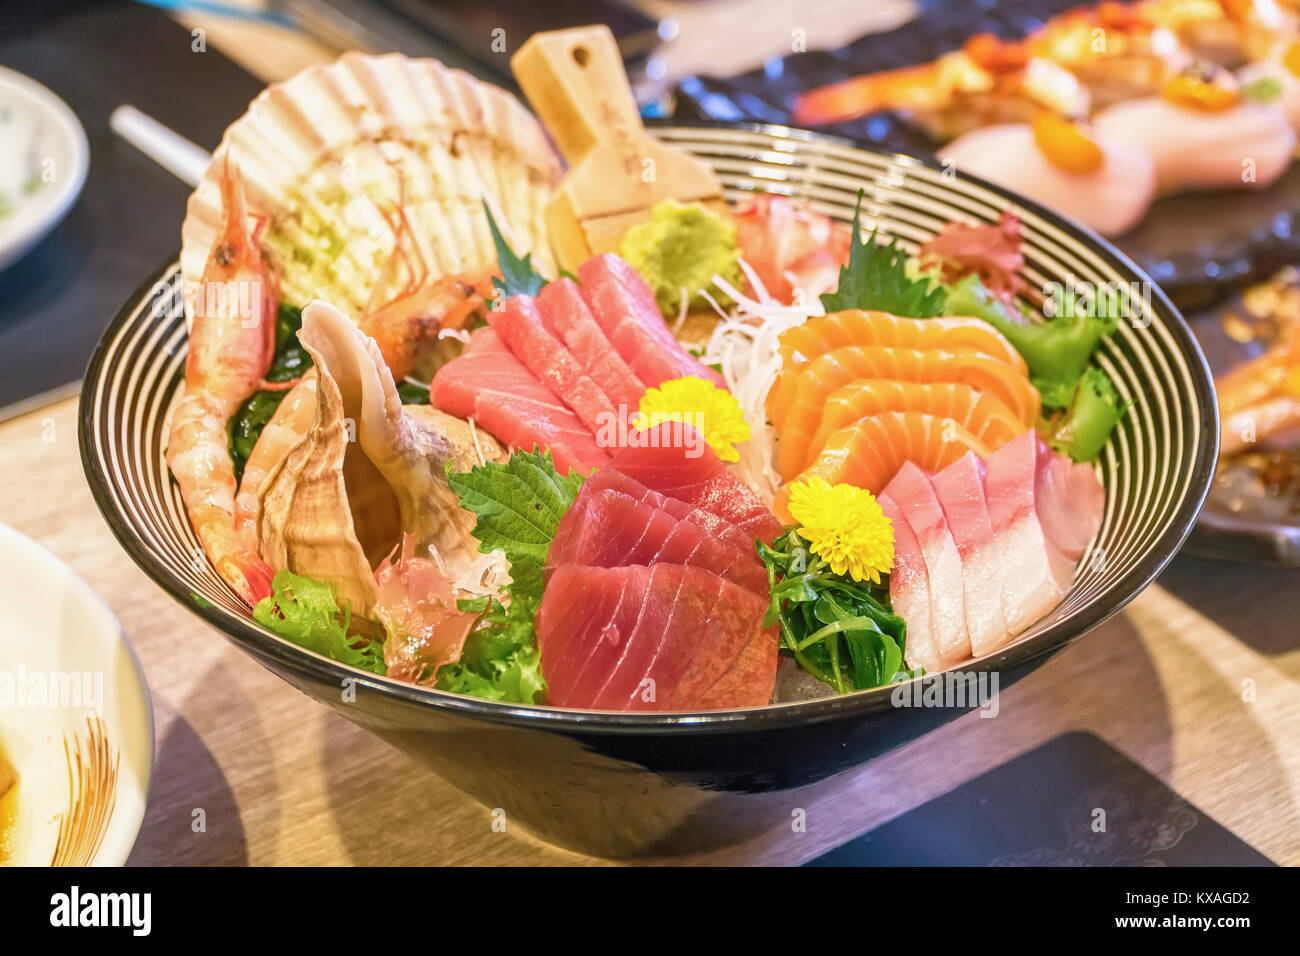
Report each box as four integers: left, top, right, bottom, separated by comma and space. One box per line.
2, 3, 1298, 867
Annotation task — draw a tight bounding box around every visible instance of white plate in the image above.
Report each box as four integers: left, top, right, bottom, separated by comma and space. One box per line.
0, 66, 89, 272
0, 524, 152, 866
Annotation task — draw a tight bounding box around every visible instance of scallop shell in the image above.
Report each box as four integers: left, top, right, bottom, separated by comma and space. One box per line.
180, 52, 562, 324
257, 300, 505, 617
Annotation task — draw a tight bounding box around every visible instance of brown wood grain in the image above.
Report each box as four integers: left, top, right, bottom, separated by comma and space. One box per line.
3, 397, 1297, 865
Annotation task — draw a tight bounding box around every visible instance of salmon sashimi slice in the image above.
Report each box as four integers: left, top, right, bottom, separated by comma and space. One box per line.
547, 488, 769, 596
883, 462, 972, 664
878, 492, 939, 672
928, 453, 1009, 658
537, 277, 647, 413
790, 379, 1023, 478
982, 431, 1077, 635
430, 328, 610, 475
778, 310, 1028, 375
582, 468, 756, 553
769, 346, 1041, 449
775, 411, 991, 521
537, 563, 777, 711
610, 423, 785, 544
487, 295, 620, 435
577, 253, 727, 388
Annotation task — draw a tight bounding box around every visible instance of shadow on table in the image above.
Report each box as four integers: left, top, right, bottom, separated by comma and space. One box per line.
1159, 552, 1300, 663
127, 664, 281, 866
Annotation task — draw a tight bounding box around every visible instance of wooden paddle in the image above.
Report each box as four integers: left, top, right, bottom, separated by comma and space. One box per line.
512, 25, 729, 273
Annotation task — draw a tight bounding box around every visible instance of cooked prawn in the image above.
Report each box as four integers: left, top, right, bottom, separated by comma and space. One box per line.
167, 160, 278, 606
359, 188, 494, 381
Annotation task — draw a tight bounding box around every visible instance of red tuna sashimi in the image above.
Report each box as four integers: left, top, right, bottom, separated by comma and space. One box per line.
982, 430, 1077, 635
577, 253, 727, 388
581, 467, 755, 553
487, 295, 619, 435
608, 423, 785, 544
548, 489, 769, 596
929, 453, 1009, 657
883, 462, 971, 664
537, 563, 777, 711
878, 492, 940, 672
430, 328, 610, 475
537, 277, 647, 413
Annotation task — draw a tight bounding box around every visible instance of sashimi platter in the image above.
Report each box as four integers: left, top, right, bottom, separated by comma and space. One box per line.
84, 27, 1208, 717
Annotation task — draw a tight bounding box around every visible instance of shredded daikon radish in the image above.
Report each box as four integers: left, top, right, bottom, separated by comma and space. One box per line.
701, 266, 820, 505
453, 547, 511, 598
438, 327, 472, 345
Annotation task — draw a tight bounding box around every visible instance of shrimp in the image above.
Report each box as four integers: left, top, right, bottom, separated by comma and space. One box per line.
1218, 318, 1300, 453
166, 160, 278, 606
358, 198, 493, 380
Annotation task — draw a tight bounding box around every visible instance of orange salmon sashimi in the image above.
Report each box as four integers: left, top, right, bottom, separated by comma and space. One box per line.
792, 380, 1022, 476
773, 412, 992, 522
778, 310, 1029, 376
768, 345, 1040, 478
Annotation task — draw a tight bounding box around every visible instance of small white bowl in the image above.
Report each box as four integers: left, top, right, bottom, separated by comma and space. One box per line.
0, 524, 152, 866
0, 66, 90, 273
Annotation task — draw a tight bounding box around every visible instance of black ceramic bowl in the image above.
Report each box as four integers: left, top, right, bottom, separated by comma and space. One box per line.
80, 124, 1218, 857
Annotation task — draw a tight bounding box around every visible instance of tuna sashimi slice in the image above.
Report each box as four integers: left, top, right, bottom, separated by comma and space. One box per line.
537, 563, 777, 711
577, 253, 727, 388
582, 468, 755, 553
879, 492, 939, 673
982, 430, 1075, 635
929, 452, 1010, 657
537, 277, 647, 413
487, 295, 618, 435
609, 423, 785, 544
547, 489, 769, 596
883, 462, 971, 664
430, 328, 610, 475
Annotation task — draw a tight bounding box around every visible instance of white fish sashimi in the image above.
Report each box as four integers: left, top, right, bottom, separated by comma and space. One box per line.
982, 432, 1075, 636
1093, 96, 1295, 191
940, 124, 1155, 236
879, 492, 940, 673
884, 462, 971, 666
929, 452, 1010, 658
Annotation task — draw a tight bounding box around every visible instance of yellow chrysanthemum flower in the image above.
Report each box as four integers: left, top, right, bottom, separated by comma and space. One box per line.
786, 477, 895, 584
634, 376, 750, 462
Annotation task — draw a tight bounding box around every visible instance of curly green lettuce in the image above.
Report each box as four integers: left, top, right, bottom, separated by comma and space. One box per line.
253, 570, 386, 675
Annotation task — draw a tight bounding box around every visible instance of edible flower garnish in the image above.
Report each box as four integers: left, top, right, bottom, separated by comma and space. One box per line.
634, 375, 750, 462
785, 477, 895, 585
758, 524, 908, 695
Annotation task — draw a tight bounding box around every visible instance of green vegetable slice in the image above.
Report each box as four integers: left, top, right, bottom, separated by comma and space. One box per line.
757, 528, 911, 694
